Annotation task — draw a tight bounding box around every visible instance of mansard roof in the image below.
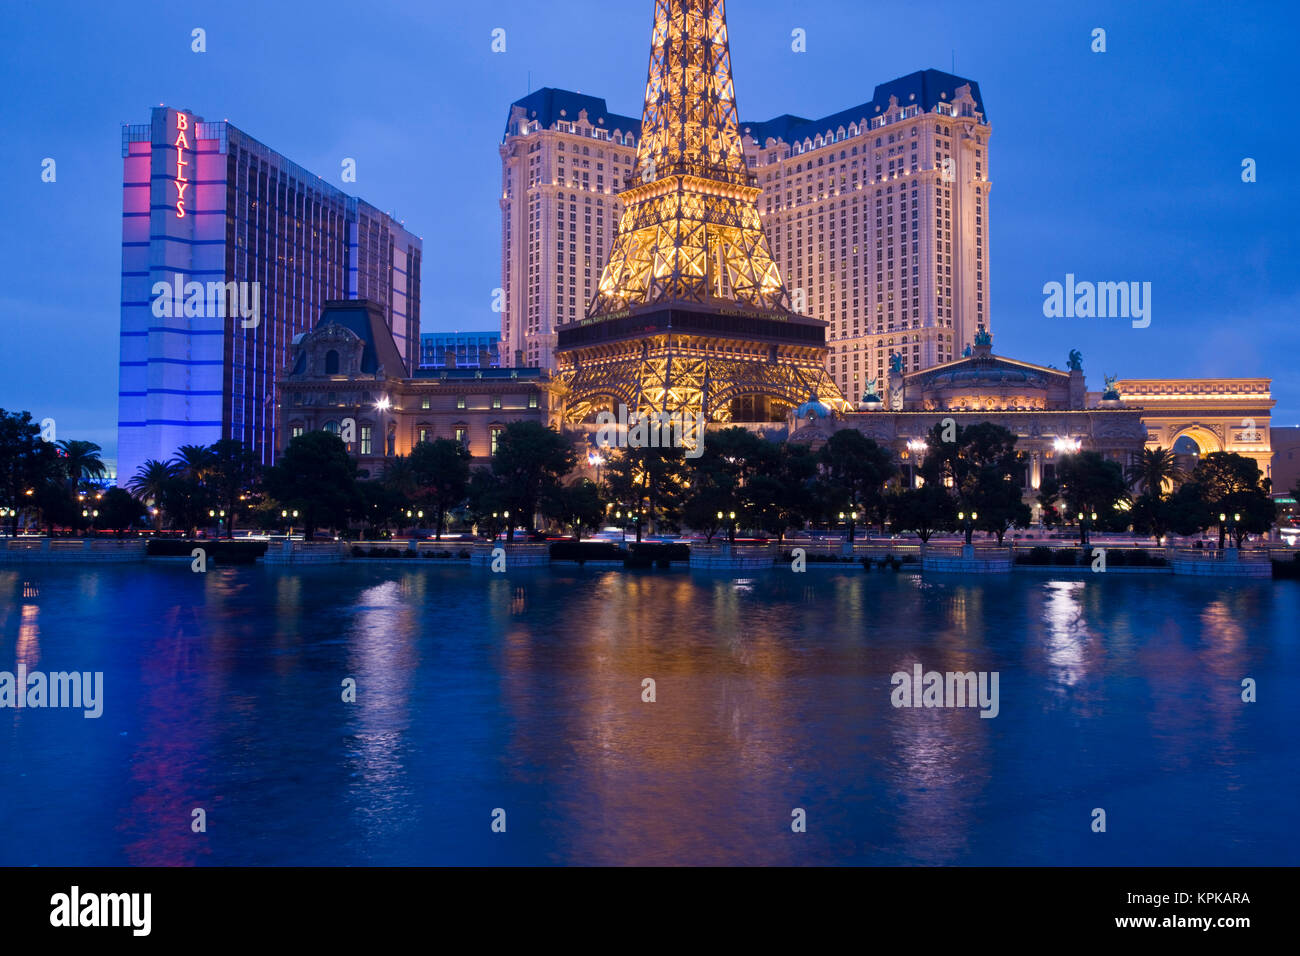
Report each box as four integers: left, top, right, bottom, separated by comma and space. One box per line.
504, 88, 640, 141
741, 69, 987, 147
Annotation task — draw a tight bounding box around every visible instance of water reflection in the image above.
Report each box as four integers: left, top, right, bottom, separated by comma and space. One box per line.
0, 565, 1293, 866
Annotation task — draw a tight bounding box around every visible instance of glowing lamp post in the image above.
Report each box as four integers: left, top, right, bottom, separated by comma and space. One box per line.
906, 439, 928, 489
958, 509, 979, 546
1220, 511, 1241, 550
281, 509, 299, 538
1077, 510, 1097, 547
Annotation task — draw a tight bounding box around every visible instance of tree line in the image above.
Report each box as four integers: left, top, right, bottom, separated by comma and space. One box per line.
0, 408, 1286, 545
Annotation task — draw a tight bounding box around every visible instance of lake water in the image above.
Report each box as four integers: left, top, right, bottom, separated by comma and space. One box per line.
1, 563, 1296, 865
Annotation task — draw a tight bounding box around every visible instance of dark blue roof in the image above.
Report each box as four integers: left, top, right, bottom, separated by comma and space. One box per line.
741, 70, 986, 146
503, 88, 640, 141
310, 300, 408, 376
506, 70, 986, 150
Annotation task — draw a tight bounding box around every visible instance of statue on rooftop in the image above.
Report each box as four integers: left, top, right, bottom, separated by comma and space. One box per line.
1067, 349, 1083, 372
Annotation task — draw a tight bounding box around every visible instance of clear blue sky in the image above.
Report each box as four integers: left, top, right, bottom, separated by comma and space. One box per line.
3, 0, 1297, 462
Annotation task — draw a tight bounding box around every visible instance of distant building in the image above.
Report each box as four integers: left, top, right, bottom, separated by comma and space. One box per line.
499, 68, 991, 397
278, 302, 553, 476
790, 334, 1147, 519
1269, 426, 1299, 503
1115, 378, 1275, 481
118, 106, 421, 484
419, 332, 501, 369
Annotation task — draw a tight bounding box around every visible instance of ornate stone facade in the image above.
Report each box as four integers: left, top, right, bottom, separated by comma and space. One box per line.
277, 301, 556, 477
1113, 378, 1274, 480
790, 337, 1148, 514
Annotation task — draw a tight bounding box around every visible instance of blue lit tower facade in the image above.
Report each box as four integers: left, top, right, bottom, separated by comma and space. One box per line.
117, 106, 421, 482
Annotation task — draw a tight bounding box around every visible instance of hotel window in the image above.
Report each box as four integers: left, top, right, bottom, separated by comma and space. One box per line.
491, 427, 504, 455
323, 420, 341, 436
528, 393, 538, 409
421, 397, 430, 410
418, 427, 429, 444
455, 427, 467, 446
492, 396, 502, 410
456, 395, 466, 410
291, 426, 304, 439
360, 426, 373, 455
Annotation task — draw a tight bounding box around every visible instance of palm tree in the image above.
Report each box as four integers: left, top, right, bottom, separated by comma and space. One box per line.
173, 444, 219, 482
55, 439, 107, 493
1127, 446, 1185, 497
128, 459, 181, 526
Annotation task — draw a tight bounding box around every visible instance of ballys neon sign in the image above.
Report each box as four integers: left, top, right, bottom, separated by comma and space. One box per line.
173, 113, 191, 218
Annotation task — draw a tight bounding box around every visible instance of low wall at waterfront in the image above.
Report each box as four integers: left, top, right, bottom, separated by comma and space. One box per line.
923, 545, 1013, 574
1170, 549, 1273, 578
468, 542, 551, 568
0, 538, 146, 563
689, 544, 777, 570
262, 541, 348, 565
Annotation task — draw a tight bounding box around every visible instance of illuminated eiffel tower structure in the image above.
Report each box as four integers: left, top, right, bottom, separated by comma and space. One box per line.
555, 0, 849, 424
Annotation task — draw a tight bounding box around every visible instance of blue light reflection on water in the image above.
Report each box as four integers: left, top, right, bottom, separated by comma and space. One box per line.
0, 564, 1295, 865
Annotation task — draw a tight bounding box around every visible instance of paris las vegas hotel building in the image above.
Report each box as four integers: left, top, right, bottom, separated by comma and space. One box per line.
499, 69, 989, 396
494, 74, 1279, 489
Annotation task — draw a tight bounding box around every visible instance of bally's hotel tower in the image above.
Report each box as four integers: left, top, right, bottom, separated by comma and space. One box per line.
117, 106, 422, 482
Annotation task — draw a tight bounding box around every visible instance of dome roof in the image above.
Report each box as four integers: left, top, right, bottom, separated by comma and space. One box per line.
927, 365, 1044, 389
795, 397, 832, 419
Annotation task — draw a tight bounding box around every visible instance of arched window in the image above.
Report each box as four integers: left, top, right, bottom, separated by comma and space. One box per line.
323, 420, 341, 436
324, 350, 340, 374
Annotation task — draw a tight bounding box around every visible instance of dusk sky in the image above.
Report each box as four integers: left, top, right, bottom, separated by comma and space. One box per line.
3, 0, 1296, 465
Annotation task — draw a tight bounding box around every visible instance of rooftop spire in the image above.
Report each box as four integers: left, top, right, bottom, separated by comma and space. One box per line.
588, 0, 789, 317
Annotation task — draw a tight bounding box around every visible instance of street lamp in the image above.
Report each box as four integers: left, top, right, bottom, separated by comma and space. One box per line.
281, 509, 299, 538
906, 439, 927, 489
958, 509, 979, 546
1078, 511, 1097, 546
1220, 512, 1241, 549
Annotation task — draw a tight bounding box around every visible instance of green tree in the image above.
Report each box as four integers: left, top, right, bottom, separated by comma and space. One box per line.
208, 439, 261, 538
1056, 451, 1130, 533
816, 429, 895, 540
969, 474, 1032, 545
34, 479, 76, 535
888, 483, 958, 543
263, 431, 360, 540
127, 459, 181, 529
1036, 477, 1062, 529
0, 409, 60, 535
1167, 482, 1213, 538
491, 422, 577, 541
1190, 452, 1276, 546
1129, 491, 1172, 543
747, 443, 817, 543
603, 445, 687, 542
356, 480, 406, 537
98, 487, 146, 537
1127, 446, 1185, 497
467, 468, 510, 538
410, 438, 471, 540
55, 439, 107, 494
544, 478, 606, 541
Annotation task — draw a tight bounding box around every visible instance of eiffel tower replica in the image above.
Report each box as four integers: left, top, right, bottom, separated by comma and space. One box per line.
555, 0, 849, 424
